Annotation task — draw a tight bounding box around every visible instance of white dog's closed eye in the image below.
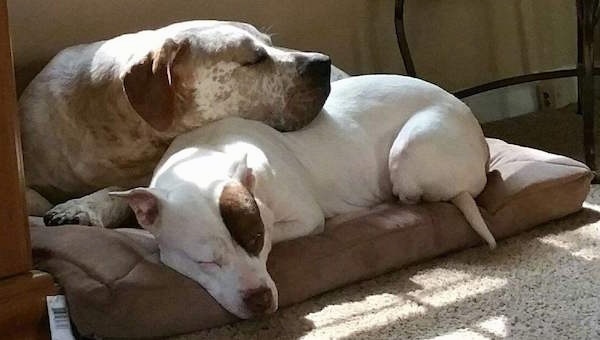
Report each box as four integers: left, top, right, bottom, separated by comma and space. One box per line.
192, 247, 227, 270
197, 261, 221, 272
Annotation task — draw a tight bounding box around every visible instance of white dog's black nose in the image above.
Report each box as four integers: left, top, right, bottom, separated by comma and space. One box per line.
296, 53, 331, 81
243, 287, 275, 316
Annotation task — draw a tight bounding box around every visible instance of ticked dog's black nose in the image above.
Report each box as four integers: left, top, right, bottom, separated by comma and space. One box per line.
296, 53, 331, 82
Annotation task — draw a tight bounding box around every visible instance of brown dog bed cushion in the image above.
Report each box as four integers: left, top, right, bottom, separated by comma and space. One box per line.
30, 138, 592, 339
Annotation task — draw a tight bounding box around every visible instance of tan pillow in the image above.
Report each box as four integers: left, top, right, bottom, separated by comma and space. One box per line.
30, 139, 592, 338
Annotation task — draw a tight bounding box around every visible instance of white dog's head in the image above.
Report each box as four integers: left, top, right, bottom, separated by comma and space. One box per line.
121, 20, 331, 133
111, 153, 277, 318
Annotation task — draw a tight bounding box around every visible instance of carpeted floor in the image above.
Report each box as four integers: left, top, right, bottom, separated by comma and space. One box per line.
171, 107, 600, 340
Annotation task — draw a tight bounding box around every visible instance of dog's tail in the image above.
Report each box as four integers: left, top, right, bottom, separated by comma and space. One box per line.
451, 191, 496, 249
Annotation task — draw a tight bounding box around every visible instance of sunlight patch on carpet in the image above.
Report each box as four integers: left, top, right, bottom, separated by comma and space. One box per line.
537, 221, 600, 261
429, 329, 490, 340
302, 293, 426, 338
407, 272, 508, 308
477, 315, 509, 337
424, 315, 509, 339
301, 270, 507, 339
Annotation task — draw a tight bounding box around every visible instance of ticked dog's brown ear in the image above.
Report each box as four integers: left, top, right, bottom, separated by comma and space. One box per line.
123, 38, 191, 131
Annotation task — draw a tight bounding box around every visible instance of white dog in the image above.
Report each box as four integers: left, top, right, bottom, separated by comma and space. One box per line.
20, 20, 333, 225
111, 75, 496, 318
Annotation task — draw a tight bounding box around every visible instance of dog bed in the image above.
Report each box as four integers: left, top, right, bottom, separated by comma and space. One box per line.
30, 138, 592, 339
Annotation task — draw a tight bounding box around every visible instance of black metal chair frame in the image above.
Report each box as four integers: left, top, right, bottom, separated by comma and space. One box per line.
394, 0, 600, 171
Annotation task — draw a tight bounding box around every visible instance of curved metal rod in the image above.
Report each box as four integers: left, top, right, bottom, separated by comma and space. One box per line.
455, 64, 600, 100
454, 69, 578, 98
394, 0, 416, 76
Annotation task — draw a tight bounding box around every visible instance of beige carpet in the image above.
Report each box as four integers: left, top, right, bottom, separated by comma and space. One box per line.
170, 108, 600, 340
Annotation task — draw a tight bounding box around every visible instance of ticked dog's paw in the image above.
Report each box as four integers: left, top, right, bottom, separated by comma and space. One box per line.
44, 187, 131, 228
42, 187, 132, 228
43, 202, 95, 226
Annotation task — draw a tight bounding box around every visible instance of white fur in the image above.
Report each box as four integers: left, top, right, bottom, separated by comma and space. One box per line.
118, 74, 496, 318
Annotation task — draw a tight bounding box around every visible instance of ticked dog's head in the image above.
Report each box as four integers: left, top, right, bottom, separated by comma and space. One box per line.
120, 20, 331, 134
111, 152, 277, 319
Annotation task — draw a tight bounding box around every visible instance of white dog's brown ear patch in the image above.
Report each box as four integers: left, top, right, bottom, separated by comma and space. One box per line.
219, 181, 264, 256
123, 38, 191, 131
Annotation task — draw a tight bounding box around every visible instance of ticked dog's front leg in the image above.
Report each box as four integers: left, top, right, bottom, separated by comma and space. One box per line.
43, 186, 132, 227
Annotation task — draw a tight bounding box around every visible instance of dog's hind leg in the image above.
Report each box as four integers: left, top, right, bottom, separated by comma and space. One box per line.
387, 109, 496, 248
43, 186, 132, 228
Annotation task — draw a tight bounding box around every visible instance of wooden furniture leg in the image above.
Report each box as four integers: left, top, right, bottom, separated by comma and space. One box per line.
0, 0, 56, 338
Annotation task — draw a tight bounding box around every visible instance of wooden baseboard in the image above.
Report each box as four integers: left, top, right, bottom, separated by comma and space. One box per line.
0, 271, 57, 340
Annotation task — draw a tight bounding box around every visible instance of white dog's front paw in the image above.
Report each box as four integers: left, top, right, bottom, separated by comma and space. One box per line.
43, 201, 97, 226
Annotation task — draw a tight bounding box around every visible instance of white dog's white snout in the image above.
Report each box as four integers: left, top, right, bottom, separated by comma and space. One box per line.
234, 259, 278, 317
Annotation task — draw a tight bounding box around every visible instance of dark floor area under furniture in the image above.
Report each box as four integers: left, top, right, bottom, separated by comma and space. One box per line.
482, 104, 598, 165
